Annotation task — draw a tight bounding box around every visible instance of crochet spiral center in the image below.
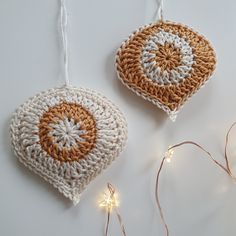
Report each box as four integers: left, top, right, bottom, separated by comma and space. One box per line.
39, 102, 96, 162
155, 43, 182, 71
141, 30, 194, 86
49, 118, 86, 149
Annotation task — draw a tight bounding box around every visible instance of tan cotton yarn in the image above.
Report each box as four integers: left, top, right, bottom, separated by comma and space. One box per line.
116, 21, 217, 121
38, 102, 97, 162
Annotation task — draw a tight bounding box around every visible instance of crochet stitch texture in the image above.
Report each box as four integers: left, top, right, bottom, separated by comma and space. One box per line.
10, 86, 128, 204
116, 21, 217, 121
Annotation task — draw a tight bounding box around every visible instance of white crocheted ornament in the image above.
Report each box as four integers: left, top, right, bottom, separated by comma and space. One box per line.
10, 86, 127, 204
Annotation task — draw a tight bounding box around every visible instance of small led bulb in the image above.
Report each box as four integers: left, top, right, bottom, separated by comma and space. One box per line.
99, 184, 119, 211
165, 147, 174, 163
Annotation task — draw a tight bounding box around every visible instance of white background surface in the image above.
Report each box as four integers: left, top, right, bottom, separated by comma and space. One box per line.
1, 0, 236, 235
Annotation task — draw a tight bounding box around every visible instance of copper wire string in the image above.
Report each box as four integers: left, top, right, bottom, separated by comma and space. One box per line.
224, 121, 236, 175
114, 207, 127, 236
104, 183, 127, 236
105, 210, 111, 236
155, 126, 236, 236
155, 156, 169, 236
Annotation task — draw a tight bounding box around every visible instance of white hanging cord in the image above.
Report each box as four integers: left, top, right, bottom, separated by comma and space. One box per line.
155, 0, 164, 22
60, 0, 70, 86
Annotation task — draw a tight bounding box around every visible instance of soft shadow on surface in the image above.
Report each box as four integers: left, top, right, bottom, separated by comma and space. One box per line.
105, 48, 167, 127
176, 77, 215, 124
4, 115, 74, 210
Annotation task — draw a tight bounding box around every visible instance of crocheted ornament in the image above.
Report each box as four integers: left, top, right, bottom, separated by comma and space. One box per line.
10, 86, 127, 204
116, 21, 217, 121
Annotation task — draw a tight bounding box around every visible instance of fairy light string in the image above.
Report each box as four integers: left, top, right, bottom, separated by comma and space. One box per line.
99, 183, 127, 236
224, 121, 236, 175
155, 123, 236, 236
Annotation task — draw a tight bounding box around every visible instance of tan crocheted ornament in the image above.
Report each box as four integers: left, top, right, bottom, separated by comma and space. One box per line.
10, 1, 127, 204
116, 21, 216, 121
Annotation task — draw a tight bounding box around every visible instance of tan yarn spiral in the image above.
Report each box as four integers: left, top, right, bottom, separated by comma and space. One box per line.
39, 102, 96, 162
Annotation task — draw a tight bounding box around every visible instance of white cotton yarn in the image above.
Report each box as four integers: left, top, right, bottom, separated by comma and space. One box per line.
141, 30, 194, 85
10, 86, 128, 204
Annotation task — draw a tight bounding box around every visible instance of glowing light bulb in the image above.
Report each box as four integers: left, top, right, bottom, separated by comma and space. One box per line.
99, 184, 119, 211
165, 147, 174, 163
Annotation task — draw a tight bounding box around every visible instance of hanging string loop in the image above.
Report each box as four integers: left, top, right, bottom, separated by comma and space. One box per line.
155, 0, 164, 22
60, 0, 70, 86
